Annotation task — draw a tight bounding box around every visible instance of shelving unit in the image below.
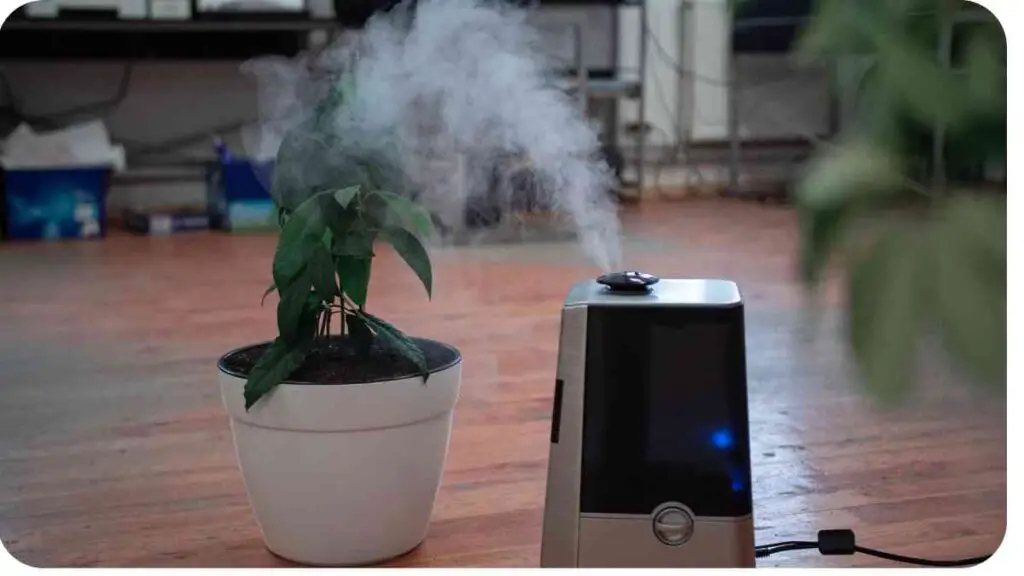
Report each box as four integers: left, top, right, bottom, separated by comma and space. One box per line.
0, 10, 342, 60
1, 1, 648, 195
541, 0, 647, 194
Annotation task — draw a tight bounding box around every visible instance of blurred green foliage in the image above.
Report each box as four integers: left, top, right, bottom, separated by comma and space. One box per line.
793, 0, 1006, 403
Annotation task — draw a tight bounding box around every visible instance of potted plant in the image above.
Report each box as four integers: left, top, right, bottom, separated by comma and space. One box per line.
217, 73, 462, 566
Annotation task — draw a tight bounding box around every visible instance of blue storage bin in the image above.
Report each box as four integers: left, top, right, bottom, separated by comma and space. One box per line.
1, 166, 109, 241
207, 158, 277, 232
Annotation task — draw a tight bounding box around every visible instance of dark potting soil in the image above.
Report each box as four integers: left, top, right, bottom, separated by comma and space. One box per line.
220, 335, 459, 385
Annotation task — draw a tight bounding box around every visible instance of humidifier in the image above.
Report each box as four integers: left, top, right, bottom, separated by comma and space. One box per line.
540, 271, 755, 568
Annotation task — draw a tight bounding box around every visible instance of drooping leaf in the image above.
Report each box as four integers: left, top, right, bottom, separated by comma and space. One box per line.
272, 195, 327, 290
334, 186, 361, 209
927, 194, 1006, 389
309, 244, 338, 304
373, 190, 435, 239
243, 337, 309, 411
261, 283, 276, 306
846, 225, 925, 405
337, 255, 372, 308
379, 227, 433, 298
277, 268, 315, 345
356, 310, 429, 381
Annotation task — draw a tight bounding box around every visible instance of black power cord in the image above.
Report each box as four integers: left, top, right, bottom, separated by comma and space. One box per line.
756, 529, 992, 567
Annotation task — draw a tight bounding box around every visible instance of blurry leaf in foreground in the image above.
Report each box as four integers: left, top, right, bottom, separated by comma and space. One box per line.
846, 226, 924, 405
796, 0, 863, 62
798, 204, 848, 287
796, 138, 906, 210
927, 194, 1006, 390
959, 23, 1007, 113
874, 33, 972, 131
795, 138, 907, 285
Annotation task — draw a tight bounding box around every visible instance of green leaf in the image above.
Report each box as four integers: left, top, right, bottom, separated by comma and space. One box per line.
356, 310, 428, 382
321, 201, 376, 258
243, 337, 309, 411
330, 225, 376, 258
796, 138, 906, 211
373, 191, 435, 239
337, 255, 372, 308
846, 225, 924, 405
272, 196, 327, 289
927, 194, 1006, 390
261, 283, 276, 306
380, 227, 433, 298
796, 0, 858, 61
277, 268, 315, 345
795, 138, 909, 288
798, 204, 849, 287
875, 38, 970, 131
960, 24, 1006, 114
334, 186, 361, 209
310, 244, 338, 304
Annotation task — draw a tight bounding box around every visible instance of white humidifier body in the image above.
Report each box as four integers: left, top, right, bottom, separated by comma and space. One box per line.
540, 272, 755, 568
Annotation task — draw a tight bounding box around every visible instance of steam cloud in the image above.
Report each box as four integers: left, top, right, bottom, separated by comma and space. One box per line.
241, 0, 623, 272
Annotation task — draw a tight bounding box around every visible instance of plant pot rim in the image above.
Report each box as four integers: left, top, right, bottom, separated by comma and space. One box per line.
217, 337, 462, 387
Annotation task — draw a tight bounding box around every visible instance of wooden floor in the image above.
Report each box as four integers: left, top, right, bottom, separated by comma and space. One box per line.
0, 198, 1005, 567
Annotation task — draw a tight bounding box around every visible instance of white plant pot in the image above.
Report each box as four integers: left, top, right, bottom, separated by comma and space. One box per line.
218, 342, 462, 566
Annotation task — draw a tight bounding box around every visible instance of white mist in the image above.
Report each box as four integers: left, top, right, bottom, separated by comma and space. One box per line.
242, 0, 623, 272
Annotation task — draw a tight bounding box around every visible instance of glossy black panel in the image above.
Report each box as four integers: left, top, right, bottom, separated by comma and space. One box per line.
580, 304, 752, 518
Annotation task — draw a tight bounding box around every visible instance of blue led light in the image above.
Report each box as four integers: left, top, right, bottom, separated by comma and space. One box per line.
711, 429, 734, 450
731, 479, 744, 492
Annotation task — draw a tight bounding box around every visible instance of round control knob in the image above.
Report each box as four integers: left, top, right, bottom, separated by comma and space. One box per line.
652, 505, 694, 546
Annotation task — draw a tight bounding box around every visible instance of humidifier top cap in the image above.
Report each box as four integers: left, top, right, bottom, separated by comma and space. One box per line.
596, 270, 660, 293
565, 273, 742, 308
